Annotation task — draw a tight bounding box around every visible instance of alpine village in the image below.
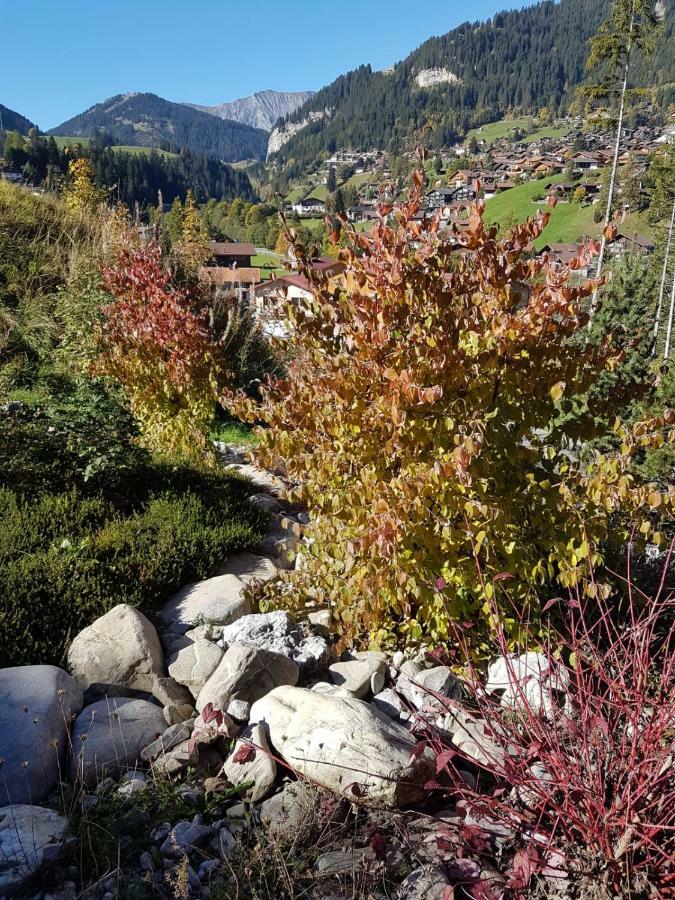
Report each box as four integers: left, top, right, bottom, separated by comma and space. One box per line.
1, 0, 675, 897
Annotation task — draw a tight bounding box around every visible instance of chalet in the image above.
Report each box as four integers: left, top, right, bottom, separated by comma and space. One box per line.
541, 243, 590, 277
254, 258, 347, 338
569, 152, 602, 171
347, 202, 379, 222
207, 242, 255, 268
292, 197, 326, 217
609, 232, 655, 257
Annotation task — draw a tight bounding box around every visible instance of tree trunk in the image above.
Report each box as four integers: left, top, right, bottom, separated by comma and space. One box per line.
588, 6, 636, 329
653, 195, 675, 354
663, 255, 675, 359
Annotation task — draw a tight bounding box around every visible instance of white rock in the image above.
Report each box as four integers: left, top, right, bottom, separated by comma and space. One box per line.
70, 698, 167, 786
225, 463, 285, 496
398, 662, 461, 710
227, 698, 251, 721
0, 805, 68, 895
222, 723, 277, 802
486, 653, 570, 716
196, 643, 298, 713
67, 604, 165, 697
414, 67, 462, 89
0, 666, 83, 806
250, 686, 433, 807
218, 611, 330, 674
329, 657, 386, 699
311, 682, 353, 698
372, 688, 409, 721
159, 575, 251, 634
168, 640, 223, 698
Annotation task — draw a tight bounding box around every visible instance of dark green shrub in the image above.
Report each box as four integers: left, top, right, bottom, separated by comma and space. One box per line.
0, 465, 266, 667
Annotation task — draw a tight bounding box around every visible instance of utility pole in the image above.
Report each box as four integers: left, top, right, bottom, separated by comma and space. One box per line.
663, 252, 675, 360
653, 195, 675, 354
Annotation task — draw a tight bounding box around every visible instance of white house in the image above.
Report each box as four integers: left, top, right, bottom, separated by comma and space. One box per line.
291, 197, 326, 217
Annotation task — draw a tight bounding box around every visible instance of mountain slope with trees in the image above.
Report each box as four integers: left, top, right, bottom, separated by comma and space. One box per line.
49, 93, 269, 162
0, 102, 36, 135
270, 0, 673, 172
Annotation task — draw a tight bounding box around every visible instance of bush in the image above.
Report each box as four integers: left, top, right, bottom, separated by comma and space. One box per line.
0, 461, 266, 667
228, 172, 674, 653
421, 554, 675, 897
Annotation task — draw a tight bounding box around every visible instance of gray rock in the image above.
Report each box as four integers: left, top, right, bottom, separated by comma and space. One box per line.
0, 665, 83, 806
67, 605, 165, 700
70, 698, 167, 786
250, 686, 433, 807
372, 688, 409, 721
329, 656, 386, 699
398, 865, 453, 900
141, 720, 195, 762
139, 851, 155, 872
198, 858, 222, 881
0, 805, 68, 895
159, 574, 251, 635
399, 663, 462, 710
311, 681, 352, 698
168, 640, 224, 699
218, 611, 330, 674
196, 643, 299, 713
306, 609, 332, 630
487, 653, 571, 717
227, 699, 251, 721
225, 463, 285, 497
222, 723, 277, 802
207, 826, 236, 860
216, 552, 279, 585
314, 848, 374, 876
150, 740, 197, 778
184, 623, 224, 643
160, 817, 211, 857
259, 780, 315, 834
442, 711, 506, 769
248, 493, 283, 515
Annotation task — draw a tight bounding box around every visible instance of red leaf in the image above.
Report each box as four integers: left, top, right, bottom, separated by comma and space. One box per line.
370, 831, 387, 860
436, 748, 456, 773
232, 743, 256, 764
510, 847, 539, 890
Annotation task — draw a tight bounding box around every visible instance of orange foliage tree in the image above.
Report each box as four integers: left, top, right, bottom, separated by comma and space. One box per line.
230, 170, 674, 651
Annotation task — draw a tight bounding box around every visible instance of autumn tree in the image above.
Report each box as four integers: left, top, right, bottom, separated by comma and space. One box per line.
64, 157, 106, 215
227, 169, 673, 653
173, 189, 211, 273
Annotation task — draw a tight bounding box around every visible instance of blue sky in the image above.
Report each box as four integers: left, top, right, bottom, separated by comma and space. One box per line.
1, 0, 528, 130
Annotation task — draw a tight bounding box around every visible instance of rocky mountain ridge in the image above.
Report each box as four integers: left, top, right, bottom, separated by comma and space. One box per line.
188, 89, 315, 132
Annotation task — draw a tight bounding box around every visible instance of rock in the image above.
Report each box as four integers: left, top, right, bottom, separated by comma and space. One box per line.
139, 851, 155, 873
487, 653, 570, 716
0, 665, 83, 806
227, 699, 251, 721
222, 724, 277, 802
159, 575, 251, 635
216, 552, 279, 585
311, 682, 352, 698
307, 609, 332, 630
250, 686, 433, 807
225, 463, 285, 497
399, 664, 462, 710
168, 640, 224, 699
0, 805, 68, 895
371, 671, 385, 695
443, 711, 506, 769
151, 740, 197, 778
314, 848, 374, 876
260, 521, 301, 568
329, 656, 386, 699
196, 643, 299, 713
217, 611, 330, 674
141, 720, 195, 762
398, 865, 453, 900
70, 698, 167, 786
198, 859, 222, 882
160, 816, 211, 858
117, 778, 149, 799
248, 493, 283, 515
259, 780, 315, 834
184, 623, 224, 643
372, 688, 409, 721
67, 604, 165, 701
207, 826, 236, 860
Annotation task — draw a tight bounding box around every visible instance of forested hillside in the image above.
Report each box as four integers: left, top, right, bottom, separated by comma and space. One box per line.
1, 130, 257, 206
271, 0, 673, 172
0, 102, 35, 134
50, 93, 269, 162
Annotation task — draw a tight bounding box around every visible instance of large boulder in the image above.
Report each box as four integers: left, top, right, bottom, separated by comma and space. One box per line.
168, 640, 224, 699
196, 643, 298, 713
249, 686, 433, 807
215, 553, 279, 585
67, 604, 165, 697
0, 666, 82, 806
217, 611, 330, 674
159, 575, 251, 635
70, 698, 166, 786
0, 805, 68, 895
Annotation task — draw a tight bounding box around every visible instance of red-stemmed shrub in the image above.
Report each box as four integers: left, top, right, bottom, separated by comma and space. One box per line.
418, 549, 675, 897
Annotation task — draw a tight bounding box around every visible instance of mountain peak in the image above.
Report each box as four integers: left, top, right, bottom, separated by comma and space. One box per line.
187, 89, 315, 132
